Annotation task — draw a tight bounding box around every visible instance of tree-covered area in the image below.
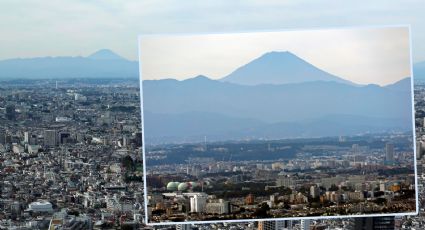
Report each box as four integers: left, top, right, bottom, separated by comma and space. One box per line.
121, 155, 144, 183
109, 105, 136, 113
204, 181, 291, 199
146, 134, 413, 166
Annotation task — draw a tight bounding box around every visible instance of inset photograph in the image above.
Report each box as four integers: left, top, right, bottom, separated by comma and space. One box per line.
139, 26, 417, 224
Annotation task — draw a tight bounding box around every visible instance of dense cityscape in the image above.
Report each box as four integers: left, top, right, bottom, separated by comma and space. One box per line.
0, 79, 145, 229
146, 128, 416, 223
0, 78, 424, 229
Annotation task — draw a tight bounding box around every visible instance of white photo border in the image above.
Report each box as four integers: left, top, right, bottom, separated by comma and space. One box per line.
138, 24, 419, 226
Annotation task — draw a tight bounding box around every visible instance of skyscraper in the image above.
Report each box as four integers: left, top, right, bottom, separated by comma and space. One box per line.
0, 129, 5, 145
44, 130, 57, 147
176, 224, 192, 230
350, 216, 395, 230
24, 131, 29, 143
300, 219, 311, 230
352, 144, 359, 154
310, 185, 320, 198
385, 143, 394, 164
416, 141, 423, 160
5, 104, 16, 120
190, 194, 207, 213
59, 132, 71, 144
258, 220, 292, 230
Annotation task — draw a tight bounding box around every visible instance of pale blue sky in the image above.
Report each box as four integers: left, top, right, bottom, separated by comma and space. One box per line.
140, 27, 410, 85
0, 1, 424, 63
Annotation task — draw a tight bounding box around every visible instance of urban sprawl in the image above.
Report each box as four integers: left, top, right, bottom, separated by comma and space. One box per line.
1, 79, 425, 229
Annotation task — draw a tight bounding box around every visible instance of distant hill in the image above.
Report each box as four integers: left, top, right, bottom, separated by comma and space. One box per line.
143, 76, 412, 143
143, 76, 411, 122
0, 49, 138, 80
414, 61, 425, 80
144, 109, 410, 144
385, 77, 412, 92
220, 51, 355, 86
143, 52, 413, 143
143, 110, 265, 144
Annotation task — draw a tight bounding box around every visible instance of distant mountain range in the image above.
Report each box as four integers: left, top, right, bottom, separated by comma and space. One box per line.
0, 49, 414, 144
0, 49, 138, 80
0, 49, 422, 82
144, 111, 410, 144
384, 77, 412, 92
414, 61, 425, 80
143, 76, 412, 144
142, 51, 413, 144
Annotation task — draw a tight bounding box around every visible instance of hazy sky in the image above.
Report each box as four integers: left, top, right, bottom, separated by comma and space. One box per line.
140, 27, 410, 86
0, 1, 424, 65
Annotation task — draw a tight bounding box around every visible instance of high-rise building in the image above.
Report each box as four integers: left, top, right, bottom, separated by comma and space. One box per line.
0, 130, 5, 144
385, 143, 394, 163
204, 199, 229, 214
59, 132, 71, 144
246, 194, 255, 205
258, 221, 272, 230
300, 219, 311, 230
44, 130, 57, 147
276, 176, 294, 187
24, 131, 29, 143
352, 144, 359, 154
350, 216, 395, 230
310, 185, 320, 198
190, 194, 207, 213
283, 220, 293, 230
176, 224, 192, 230
5, 104, 16, 120
379, 181, 386, 192
4, 134, 12, 144
134, 132, 142, 147
258, 220, 292, 230
29, 134, 37, 145
416, 141, 423, 160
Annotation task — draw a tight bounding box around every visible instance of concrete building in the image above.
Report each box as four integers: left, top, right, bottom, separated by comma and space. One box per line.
258, 220, 293, 230
190, 194, 207, 213
300, 219, 311, 230
385, 143, 394, 163
176, 224, 192, 230
43, 129, 57, 147
5, 104, 16, 120
350, 216, 395, 230
276, 176, 293, 187
310, 185, 320, 198
24, 131, 29, 143
27, 201, 53, 213
246, 193, 255, 205
205, 199, 229, 214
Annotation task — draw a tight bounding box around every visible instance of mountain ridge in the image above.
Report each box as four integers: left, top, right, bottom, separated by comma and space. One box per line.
88, 49, 125, 60
414, 61, 425, 80
385, 77, 412, 92
0, 49, 138, 80
144, 109, 411, 144
220, 51, 356, 86
143, 76, 412, 144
